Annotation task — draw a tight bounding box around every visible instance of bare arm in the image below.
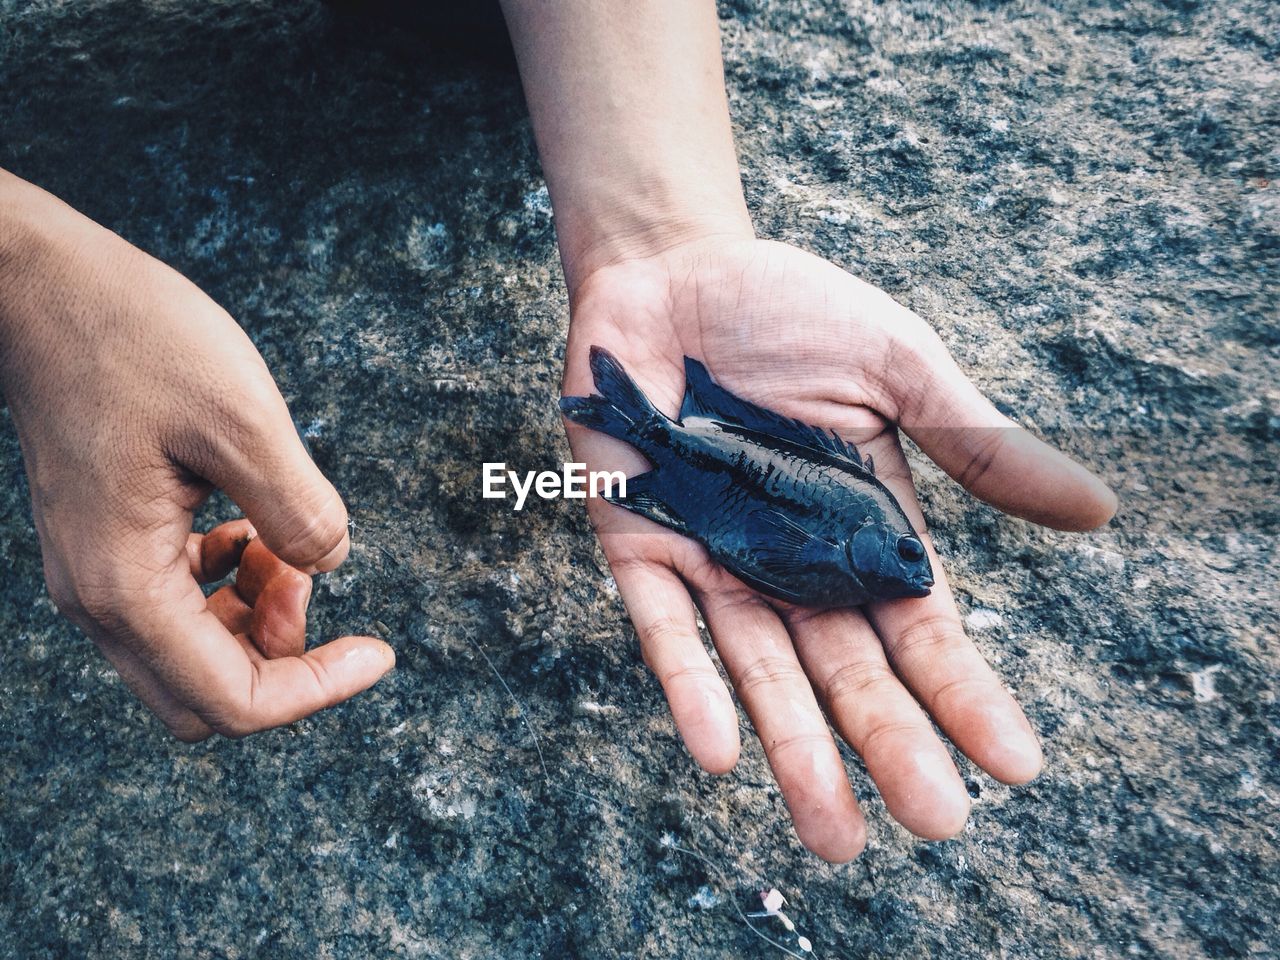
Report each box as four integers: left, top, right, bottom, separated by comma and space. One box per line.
499, 0, 752, 292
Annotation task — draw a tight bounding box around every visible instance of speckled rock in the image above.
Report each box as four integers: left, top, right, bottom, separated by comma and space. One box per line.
0, 1, 1276, 958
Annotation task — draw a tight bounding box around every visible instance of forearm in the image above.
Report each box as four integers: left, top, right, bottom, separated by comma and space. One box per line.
499, 0, 753, 295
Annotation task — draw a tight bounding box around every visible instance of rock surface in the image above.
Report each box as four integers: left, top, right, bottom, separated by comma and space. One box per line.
1, 1, 1276, 957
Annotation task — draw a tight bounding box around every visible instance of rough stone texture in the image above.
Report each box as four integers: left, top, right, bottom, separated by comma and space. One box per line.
0, 1, 1276, 958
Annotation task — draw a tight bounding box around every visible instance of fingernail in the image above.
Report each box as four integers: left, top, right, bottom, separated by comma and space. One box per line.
306, 534, 350, 575
908, 750, 970, 838
983, 706, 1044, 784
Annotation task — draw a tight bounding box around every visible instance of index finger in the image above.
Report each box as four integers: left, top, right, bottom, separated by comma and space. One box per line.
185, 518, 256, 584
866, 535, 1043, 784
864, 438, 1044, 783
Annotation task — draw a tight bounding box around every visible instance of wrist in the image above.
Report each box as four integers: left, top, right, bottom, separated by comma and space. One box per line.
500, 0, 753, 295
555, 179, 754, 298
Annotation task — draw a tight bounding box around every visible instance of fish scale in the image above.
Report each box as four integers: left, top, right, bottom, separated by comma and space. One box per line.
561, 347, 934, 608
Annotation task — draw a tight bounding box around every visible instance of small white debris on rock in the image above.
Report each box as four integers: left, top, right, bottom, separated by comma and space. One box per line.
523, 185, 553, 217
965, 608, 1004, 631
1076, 544, 1127, 576
574, 700, 620, 717
1191, 664, 1223, 703
687, 886, 720, 910
1238, 771, 1276, 804
302, 417, 327, 438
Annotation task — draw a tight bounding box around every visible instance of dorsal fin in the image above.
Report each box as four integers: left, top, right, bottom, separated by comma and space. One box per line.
679, 357, 871, 472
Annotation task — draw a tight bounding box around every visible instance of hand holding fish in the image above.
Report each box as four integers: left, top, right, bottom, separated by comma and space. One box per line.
561, 236, 1117, 861
505, 0, 1115, 861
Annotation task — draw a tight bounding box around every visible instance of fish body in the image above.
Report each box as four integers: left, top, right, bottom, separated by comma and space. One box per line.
560, 347, 934, 607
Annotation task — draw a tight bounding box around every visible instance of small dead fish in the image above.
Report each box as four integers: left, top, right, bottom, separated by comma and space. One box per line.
560, 347, 933, 607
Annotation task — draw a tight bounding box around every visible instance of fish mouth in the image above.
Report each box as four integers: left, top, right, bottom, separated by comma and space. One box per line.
901, 576, 934, 598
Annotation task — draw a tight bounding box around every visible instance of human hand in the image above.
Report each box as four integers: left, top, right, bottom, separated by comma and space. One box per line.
0, 171, 394, 740
562, 236, 1116, 861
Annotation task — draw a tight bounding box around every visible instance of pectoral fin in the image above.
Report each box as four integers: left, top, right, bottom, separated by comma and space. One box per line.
744, 509, 843, 580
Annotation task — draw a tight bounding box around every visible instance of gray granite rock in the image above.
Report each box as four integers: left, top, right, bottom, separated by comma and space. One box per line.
1, 1, 1276, 957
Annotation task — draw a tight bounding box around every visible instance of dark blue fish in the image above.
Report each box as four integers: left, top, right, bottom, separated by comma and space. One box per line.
560, 347, 934, 607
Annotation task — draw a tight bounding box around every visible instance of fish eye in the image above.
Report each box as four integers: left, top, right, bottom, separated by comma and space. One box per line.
897, 536, 925, 563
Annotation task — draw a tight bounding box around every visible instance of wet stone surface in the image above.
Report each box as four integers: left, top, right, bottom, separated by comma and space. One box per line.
0, 1, 1276, 957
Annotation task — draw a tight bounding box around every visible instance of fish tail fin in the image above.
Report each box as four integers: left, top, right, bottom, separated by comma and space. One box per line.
558, 395, 635, 439
559, 346, 663, 444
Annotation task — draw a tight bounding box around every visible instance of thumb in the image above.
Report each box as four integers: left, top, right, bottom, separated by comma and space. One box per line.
885, 327, 1118, 532
187, 393, 350, 573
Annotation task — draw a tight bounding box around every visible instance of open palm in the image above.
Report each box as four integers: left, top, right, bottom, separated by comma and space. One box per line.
562, 238, 1115, 861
